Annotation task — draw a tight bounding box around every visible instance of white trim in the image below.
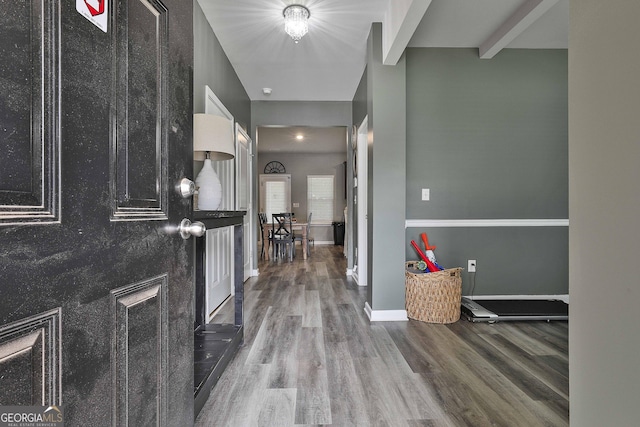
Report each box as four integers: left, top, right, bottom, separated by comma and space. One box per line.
345, 268, 353, 276
313, 240, 334, 245
405, 219, 569, 228
205, 86, 233, 119
351, 272, 366, 287
466, 294, 569, 304
251, 269, 260, 277
364, 302, 408, 322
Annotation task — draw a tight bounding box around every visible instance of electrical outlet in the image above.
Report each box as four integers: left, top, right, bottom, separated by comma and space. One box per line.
468, 259, 476, 273
422, 188, 430, 201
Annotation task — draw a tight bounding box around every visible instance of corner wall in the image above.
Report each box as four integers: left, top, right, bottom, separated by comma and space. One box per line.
366, 23, 407, 313
569, 1, 640, 424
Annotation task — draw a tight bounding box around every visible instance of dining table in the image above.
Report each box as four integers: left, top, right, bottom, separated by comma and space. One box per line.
261, 221, 309, 260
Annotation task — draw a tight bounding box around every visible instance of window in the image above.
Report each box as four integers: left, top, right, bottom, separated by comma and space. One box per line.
307, 175, 334, 224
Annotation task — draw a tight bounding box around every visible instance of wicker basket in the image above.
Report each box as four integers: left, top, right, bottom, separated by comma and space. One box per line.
405, 262, 462, 324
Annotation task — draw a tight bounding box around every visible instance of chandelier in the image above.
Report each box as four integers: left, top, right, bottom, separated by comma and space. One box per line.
283, 4, 310, 43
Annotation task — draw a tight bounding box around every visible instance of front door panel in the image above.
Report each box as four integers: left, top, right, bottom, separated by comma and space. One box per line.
0, 0, 194, 425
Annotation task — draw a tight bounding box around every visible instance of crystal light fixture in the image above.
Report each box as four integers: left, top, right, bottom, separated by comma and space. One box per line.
283, 4, 310, 43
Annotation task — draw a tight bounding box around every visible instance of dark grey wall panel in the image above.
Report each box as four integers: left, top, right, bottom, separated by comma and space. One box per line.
406, 48, 568, 220
406, 227, 568, 296
111, 275, 168, 427
111, 0, 169, 220
0, 309, 62, 406
0, 0, 60, 224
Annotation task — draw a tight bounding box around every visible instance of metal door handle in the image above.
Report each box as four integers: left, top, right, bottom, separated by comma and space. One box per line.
178, 218, 205, 239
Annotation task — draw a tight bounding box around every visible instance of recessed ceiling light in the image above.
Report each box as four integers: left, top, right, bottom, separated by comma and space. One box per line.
296, 134, 304, 141
262, 87, 272, 95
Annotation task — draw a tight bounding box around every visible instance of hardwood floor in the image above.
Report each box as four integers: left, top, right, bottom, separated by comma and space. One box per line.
195, 245, 568, 426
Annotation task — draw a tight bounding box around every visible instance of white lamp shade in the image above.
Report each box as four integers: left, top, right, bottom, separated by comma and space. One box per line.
193, 113, 235, 161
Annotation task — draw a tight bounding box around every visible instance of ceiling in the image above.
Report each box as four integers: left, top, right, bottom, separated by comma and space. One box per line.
198, 0, 568, 153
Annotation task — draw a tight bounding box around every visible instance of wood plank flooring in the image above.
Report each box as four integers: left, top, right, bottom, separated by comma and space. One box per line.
195, 246, 568, 426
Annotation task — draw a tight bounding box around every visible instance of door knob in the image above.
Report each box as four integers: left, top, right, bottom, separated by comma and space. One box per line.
178, 218, 205, 240
176, 178, 196, 198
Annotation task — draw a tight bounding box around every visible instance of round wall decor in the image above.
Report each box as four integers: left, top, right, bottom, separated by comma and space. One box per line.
264, 161, 286, 173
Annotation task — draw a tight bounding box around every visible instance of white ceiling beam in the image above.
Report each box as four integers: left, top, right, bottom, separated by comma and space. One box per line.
479, 0, 560, 59
383, 0, 432, 65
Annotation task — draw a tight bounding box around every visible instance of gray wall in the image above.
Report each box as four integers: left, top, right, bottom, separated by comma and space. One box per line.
366, 24, 407, 311
569, 1, 640, 425
194, 1, 250, 127
404, 48, 568, 296
258, 152, 347, 243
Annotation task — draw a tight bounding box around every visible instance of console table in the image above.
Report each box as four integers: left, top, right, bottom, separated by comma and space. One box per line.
193, 210, 245, 416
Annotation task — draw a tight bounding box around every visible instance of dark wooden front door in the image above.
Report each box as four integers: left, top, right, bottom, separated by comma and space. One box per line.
0, 0, 194, 425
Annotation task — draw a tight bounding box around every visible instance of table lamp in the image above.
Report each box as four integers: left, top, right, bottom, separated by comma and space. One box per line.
194, 113, 235, 210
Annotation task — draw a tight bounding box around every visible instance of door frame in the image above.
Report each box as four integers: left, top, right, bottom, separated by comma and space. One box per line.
235, 124, 254, 280
355, 116, 368, 287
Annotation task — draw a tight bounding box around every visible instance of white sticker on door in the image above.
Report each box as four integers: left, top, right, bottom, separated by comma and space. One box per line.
76, 0, 108, 33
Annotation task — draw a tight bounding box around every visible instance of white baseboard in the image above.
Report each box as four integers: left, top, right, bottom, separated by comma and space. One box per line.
345, 268, 353, 276
406, 219, 569, 228
251, 269, 260, 277
313, 240, 334, 245
465, 294, 569, 304
353, 274, 366, 287
364, 302, 408, 322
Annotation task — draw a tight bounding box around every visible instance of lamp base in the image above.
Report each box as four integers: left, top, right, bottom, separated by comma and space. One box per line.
196, 159, 222, 210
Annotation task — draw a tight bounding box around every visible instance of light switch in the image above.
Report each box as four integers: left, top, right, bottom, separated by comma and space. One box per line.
422, 188, 430, 201
293, 202, 300, 208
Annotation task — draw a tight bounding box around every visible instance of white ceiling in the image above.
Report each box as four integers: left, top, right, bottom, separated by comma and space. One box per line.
198, 0, 568, 152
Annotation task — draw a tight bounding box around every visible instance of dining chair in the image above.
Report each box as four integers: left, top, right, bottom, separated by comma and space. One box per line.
258, 212, 270, 259
271, 213, 294, 261
294, 212, 313, 255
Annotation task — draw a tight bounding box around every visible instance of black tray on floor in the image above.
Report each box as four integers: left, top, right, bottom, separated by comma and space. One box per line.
461, 297, 568, 322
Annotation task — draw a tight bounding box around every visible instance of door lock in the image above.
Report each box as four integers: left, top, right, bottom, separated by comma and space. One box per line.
176, 178, 196, 198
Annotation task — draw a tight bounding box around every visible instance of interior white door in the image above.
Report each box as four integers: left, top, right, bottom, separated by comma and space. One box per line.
205, 226, 233, 321
356, 117, 368, 287
236, 125, 252, 281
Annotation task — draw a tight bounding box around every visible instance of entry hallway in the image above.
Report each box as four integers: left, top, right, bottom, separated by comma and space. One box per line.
195, 246, 568, 426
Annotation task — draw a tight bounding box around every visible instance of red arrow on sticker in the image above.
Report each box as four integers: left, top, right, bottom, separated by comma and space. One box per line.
85, 0, 105, 17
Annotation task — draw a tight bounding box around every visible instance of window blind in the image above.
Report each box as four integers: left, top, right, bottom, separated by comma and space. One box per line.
307, 175, 334, 224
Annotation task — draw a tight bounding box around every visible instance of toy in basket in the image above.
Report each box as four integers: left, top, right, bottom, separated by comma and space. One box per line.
406, 233, 462, 323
